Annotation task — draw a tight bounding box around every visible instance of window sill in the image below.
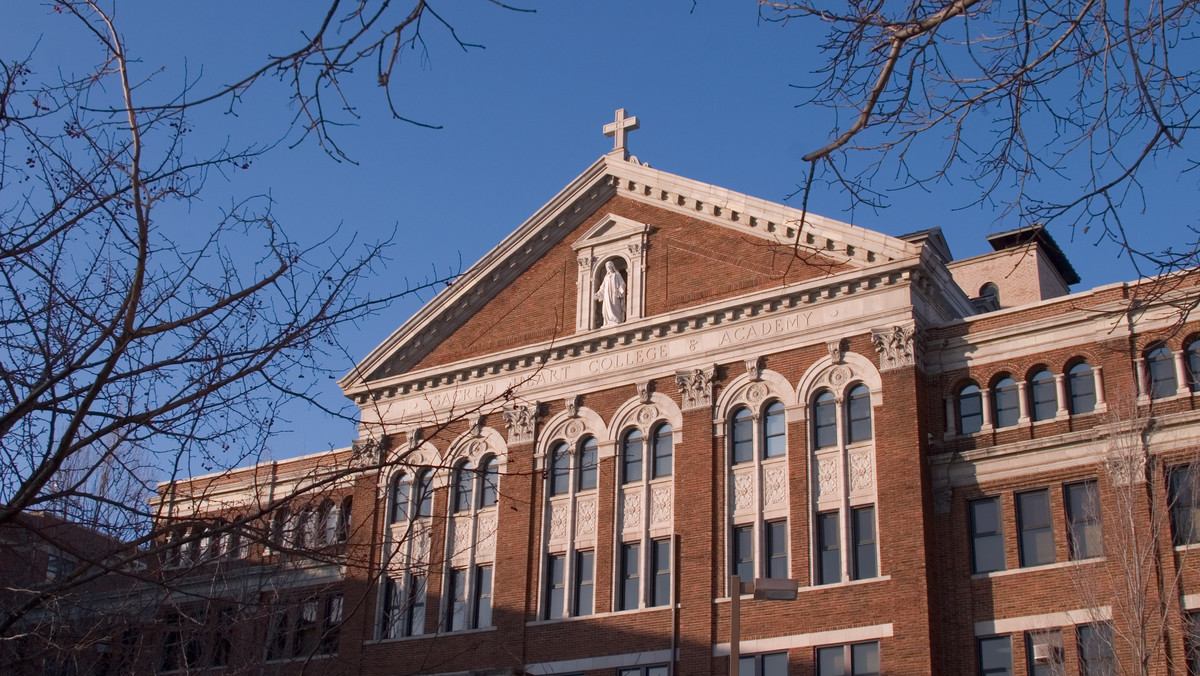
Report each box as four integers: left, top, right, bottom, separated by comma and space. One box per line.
971, 557, 1104, 579
263, 652, 337, 664
526, 605, 674, 626
364, 625, 496, 646
714, 575, 891, 603
1174, 542, 1200, 552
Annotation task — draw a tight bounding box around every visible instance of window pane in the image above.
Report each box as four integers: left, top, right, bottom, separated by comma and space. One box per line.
978, 635, 1012, 676
653, 424, 673, 478
651, 539, 671, 607
764, 402, 787, 457
1029, 370, 1057, 421
852, 506, 877, 580
1065, 481, 1104, 560
1079, 624, 1116, 676
1025, 629, 1062, 676
574, 551, 594, 616
732, 408, 754, 464
733, 525, 754, 582
446, 568, 467, 631
1171, 465, 1200, 546
970, 497, 1005, 574
577, 437, 598, 491
408, 575, 426, 636
454, 463, 473, 513
391, 476, 409, 523
621, 542, 641, 610
817, 646, 845, 676
1016, 490, 1054, 567
847, 385, 872, 443
761, 652, 788, 676
545, 554, 564, 620
550, 443, 570, 496
415, 470, 432, 517
475, 565, 493, 627
1189, 343, 1200, 392
960, 385, 983, 434
1068, 363, 1096, 414
1149, 346, 1177, 399
818, 511, 841, 585
852, 642, 880, 675
814, 392, 837, 448
766, 520, 787, 579
479, 458, 498, 507
993, 377, 1019, 428
623, 430, 643, 484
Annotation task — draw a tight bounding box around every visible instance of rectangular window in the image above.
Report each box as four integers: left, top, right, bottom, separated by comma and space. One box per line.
320, 595, 342, 654
1064, 481, 1104, 560
650, 538, 671, 607
765, 520, 787, 579
732, 525, 754, 582
977, 635, 1012, 676
653, 427, 673, 478
544, 554, 565, 620
852, 506, 877, 580
618, 667, 669, 676
740, 651, 789, 676
446, 568, 467, 631
292, 599, 319, 657
1170, 465, 1200, 546
573, 551, 593, 616
814, 398, 837, 448
970, 497, 1005, 573
817, 511, 841, 585
1016, 490, 1054, 567
474, 565, 493, 627
817, 642, 879, 675
408, 575, 426, 636
1024, 629, 1062, 676
620, 542, 641, 610
1186, 612, 1200, 676
1078, 623, 1116, 676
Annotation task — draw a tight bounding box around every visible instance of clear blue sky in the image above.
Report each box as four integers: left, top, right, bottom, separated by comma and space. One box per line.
6, 2, 1195, 461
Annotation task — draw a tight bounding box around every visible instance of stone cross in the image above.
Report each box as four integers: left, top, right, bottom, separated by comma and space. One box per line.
603, 108, 640, 158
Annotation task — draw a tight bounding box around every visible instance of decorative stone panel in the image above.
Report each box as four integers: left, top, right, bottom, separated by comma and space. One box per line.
872, 324, 917, 371
476, 512, 497, 561
650, 484, 672, 526
733, 468, 755, 514
763, 465, 787, 507
575, 496, 597, 538
622, 490, 643, 535
676, 365, 715, 411
849, 450, 875, 493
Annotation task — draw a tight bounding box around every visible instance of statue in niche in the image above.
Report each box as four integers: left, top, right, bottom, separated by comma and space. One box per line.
593, 259, 627, 327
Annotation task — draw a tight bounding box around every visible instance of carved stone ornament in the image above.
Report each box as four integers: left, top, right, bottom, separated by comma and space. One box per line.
733, 471, 754, 512
872, 325, 918, 371
351, 437, 387, 468
849, 451, 874, 492
628, 242, 648, 259
452, 518, 472, 559
676, 365, 715, 411
636, 404, 659, 428
577, 255, 596, 270
476, 512, 497, 554
548, 502, 568, 541
827, 338, 847, 365
745, 356, 764, 382
636, 380, 653, 404
469, 414, 486, 439
817, 458, 839, 498
828, 365, 853, 389
623, 491, 643, 528
406, 428, 424, 451
576, 496, 597, 537
651, 485, 672, 525
564, 394, 582, 419
745, 382, 769, 406
763, 466, 787, 506
502, 403, 539, 445
564, 419, 586, 441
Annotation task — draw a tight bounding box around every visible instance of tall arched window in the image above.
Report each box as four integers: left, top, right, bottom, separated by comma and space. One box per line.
1147, 345, 1177, 399
444, 454, 500, 633
380, 467, 433, 639
549, 443, 570, 497
317, 500, 336, 546
652, 423, 673, 478
812, 391, 837, 448
479, 457, 499, 507
337, 496, 352, 543
958, 384, 983, 434
543, 435, 601, 620
763, 402, 786, 457
621, 430, 643, 484
1029, 369, 1057, 422
577, 437, 598, 491
730, 407, 754, 464
453, 461, 475, 513
1068, 362, 1096, 414
728, 396, 789, 592
618, 418, 677, 612
992, 376, 1019, 428
846, 384, 872, 443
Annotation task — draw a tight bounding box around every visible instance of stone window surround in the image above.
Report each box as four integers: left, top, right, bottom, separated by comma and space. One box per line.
572, 213, 650, 333
944, 362, 1107, 438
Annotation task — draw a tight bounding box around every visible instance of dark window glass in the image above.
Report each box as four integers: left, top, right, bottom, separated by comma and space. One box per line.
993, 377, 1019, 428
620, 542, 641, 611
574, 551, 594, 616
1068, 362, 1096, 414
549, 442, 570, 497
293, 599, 319, 657
619, 668, 670, 676
977, 635, 1012, 676
1016, 490, 1054, 567
577, 437, 598, 491
1170, 465, 1200, 546
337, 496, 352, 543
763, 401, 787, 457
651, 539, 671, 607
320, 595, 342, 654
731, 407, 754, 464
851, 642, 880, 675
1186, 612, 1200, 676
474, 565, 493, 627
1065, 481, 1104, 560
847, 385, 873, 443
1025, 629, 1062, 676
453, 462, 473, 513
544, 554, 565, 620
479, 457, 498, 507
622, 429, 643, 484
1029, 370, 1057, 421
1148, 345, 1177, 399
970, 497, 1005, 574
407, 575, 426, 636
1078, 624, 1116, 676
381, 577, 402, 639
1189, 342, 1200, 392
732, 525, 754, 582
740, 652, 788, 676
765, 520, 787, 579
959, 384, 983, 434
818, 511, 841, 585
653, 424, 673, 478
817, 646, 844, 676
446, 568, 467, 631
265, 610, 287, 661
814, 391, 837, 448
852, 506, 877, 580
414, 470, 432, 517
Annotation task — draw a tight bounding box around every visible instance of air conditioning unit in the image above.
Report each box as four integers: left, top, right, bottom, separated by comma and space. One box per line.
1032, 643, 1060, 662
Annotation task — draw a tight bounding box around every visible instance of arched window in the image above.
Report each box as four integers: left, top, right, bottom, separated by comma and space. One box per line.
544, 433, 603, 619
958, 384, 983, 434
549, 443, 570, 497
992, 376, 1019, 428
577, 437, 598, 492
846, 384, 872, 443
453, 461, 475, 513
813, 390, 837, 448
1187, 340, 1200, 392
1147, 345, 1177, 399
980, 282, 1000, 307
271, 507, 290, 549
293, 507, 312, 549
227, 516, 244, 559
621, 429, 644, 484
763, 402, 786, 457
317, 500, 336, 545
1068, 362, 1096, 414
337, 496, 352, 543
389, 474, 411, 524
730, 407, 754, 464
479, 456, 499, 508
1029, 369, 1057, 421
652, 424, 673, 478
414, 470, 432, 518
380, 469, 431, 639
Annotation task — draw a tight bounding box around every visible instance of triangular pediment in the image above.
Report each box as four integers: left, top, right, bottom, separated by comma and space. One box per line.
340, 155, 924, 397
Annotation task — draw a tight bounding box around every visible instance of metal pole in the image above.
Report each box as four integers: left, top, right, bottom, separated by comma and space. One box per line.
729, 574, 740, 676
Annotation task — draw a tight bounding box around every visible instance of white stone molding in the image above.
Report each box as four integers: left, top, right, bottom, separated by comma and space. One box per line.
503, 402, 540, 445
537, 406, 608, 467
636, 380, 653, 404
795, 351, 883, 407
714, 368, 797, 427
608, 391, 683, 442
827, 339, 847, 365
1093, 366, 1108, 412
622, 490, 643, 531
676, 365, 716, 411
1054, 374, 1070, 419
476, 511, 497, 563
564, 394, 582, 419
816, 457, 839, 500
871, 324, 918, 371
548, 500, 569, 544
446, 425, 508, 469
650, 484, 673, 526
732, 469, 755, 514
763, 465, 787, 507
848, 450, 875, 493
450, 516, 473, 566
745, 356, 764, 382
575, 495, 597, 538
572, 213, 650, 332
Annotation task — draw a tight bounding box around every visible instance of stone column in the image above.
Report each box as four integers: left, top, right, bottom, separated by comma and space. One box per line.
944, 395, 957, 438
1176, 350, 1191, 396
1016, 381, 1030, 424
1054, 374, 1070, 418
979, 388, 994, 431
1094, 366, 1108, 412
1135, 357, 1149, 403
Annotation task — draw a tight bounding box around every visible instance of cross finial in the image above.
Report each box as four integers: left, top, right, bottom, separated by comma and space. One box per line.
603, 108, 639, 159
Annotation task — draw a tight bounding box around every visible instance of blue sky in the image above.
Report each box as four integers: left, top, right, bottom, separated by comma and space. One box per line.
6, 2, 1196, 460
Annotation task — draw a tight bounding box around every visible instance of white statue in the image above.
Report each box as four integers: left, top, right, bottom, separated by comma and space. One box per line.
593, 260, 627, 327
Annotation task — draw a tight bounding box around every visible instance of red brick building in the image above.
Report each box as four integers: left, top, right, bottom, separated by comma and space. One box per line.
154, 112, 1200, 675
